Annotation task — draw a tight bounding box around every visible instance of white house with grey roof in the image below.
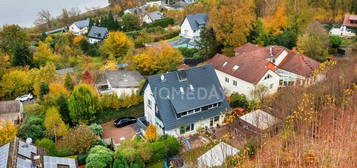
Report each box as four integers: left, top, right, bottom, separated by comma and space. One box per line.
180, 13, 208, 39
143, 11, 165, 24
69, 18, 90, 35
87, 26, 108, 44
139, 65, 230, 137
96, 70, 144, 97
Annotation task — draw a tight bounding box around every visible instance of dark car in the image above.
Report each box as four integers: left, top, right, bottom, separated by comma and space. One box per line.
114, 117, 137, 127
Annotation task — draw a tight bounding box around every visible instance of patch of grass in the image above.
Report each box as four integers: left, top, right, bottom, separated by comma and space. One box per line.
92, 56, 104, 67
168, 35, 180, 42
96, 103, 144, 123
146, 160, 165, 168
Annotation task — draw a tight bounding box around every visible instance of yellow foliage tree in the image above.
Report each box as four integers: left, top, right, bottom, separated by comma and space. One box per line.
73, 35, 85, 46
49, 83, 70, 97
44, 107, 68, 141
0, 69, 33, 99
100, 31, 134, 61
32, 63, 56, 97
145, 124, 158, 142
33, 42, 58, 67
100, 60, 118, 71
0, 121, 17, 146
263, 0, 288, 35
132, 43, 183, 75
209, 0, 256, 47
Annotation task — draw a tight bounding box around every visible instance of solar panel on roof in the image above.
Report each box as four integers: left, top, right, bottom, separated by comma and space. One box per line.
43, 156, 76, 168
0, 143, 10, 168
16, 157, 35, 168
18, 141, 37, 159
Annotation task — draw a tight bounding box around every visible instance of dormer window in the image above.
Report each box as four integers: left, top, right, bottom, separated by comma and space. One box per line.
222, 62, 228, 67
233, 65, 239, 71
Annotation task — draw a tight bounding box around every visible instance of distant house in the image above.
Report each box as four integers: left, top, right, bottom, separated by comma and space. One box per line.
207, 43, 320, 98
0, 100, 23, 124
237, 109, 281, 135
124, 7, 146, 16
162, 0, 189, 10
96, 70, 145, 97
180, 13, 208, 39
143, 11, 165, 24
69, 18, 90, 35
138, 65, 230, 137
0, 137, 78, 168
87, 26, 109, 44
44, 26, 68, 35
330, 14, 357, 37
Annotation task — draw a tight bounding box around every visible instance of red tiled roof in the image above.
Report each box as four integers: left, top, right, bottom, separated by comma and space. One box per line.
343, 14, 357, 28
177, 64, 191, 70
208, 44, 276, 84
278, 51, 320, 77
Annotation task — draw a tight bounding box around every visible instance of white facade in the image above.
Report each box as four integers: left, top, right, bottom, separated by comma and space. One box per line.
88, 38, 101, 44
180, 18, 201, 39
98, 80, 139, 97
143, 84, 225, 137
143, 14, 154, 23
330, 26, 356, 37
69, 24, 88, 35
215, 70, 279, 100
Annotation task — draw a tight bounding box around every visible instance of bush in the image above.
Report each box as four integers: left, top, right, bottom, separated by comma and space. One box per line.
18, 115, 47, 141
145, 17, 175, 28
244, 137, 260, 157
178, 47, 199, 58
113, 156, 129, 168
159, 135, 179, 156
230, 93, 250, 109
329, 35, 343, 48
59, 125, 98, 154
35, 138, 56, 155
77, 153, 89, 165
89, 123, 103, 137
86, 145, 114, 168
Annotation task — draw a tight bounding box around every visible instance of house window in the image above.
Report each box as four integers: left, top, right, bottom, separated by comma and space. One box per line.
279, 80, 283, 86
180, 123, 194, 134
225, 77, 229, 83
270, 84, 274, 89
233, 80, 237, 86
264, 74, 272, 80
193, 30, 197, 33
147, 99, 152, 109
210, 116, 220, 127
194, 108, 201, 113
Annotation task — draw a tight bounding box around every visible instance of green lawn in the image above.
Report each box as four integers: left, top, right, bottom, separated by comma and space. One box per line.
96, 103, 144, 123
168, 35, 180, 42
146, 160, 165, 168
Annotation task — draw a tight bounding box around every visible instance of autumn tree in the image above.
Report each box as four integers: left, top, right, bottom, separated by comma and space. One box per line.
145, 124, 158, 142
100, 60, 118, 71
209, 0, 255, 47
0, 69, 33, 99
60, 125, 98, 154
132, 43, 184, 75
297, 22, 329, 62
64, 73, 74, 91
286, 0, 313, 34
33, 42, 58, 67
100, 32, 134, 61
0, 121, 17, 146
44, 107, 68, 142
82, 70, 93, 84
68, 84, 99, 125
263, 0, 288, 35
34, 10, 52, 28
48, 83, 70, 97
32, 63, 56, 97
121, 14, 141, 31
0, 25, 30, 55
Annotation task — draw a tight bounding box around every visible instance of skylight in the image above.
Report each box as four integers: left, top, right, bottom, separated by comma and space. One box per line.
233, 65, 239, 71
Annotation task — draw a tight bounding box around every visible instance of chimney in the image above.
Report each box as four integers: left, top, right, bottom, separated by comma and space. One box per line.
269, 47, 273, 57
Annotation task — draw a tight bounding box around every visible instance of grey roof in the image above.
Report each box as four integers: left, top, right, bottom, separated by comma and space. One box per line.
73, 18, 90, 28
105, 70, 144, 88
147, 11, 164, 21
16, 157, 33, 168
45, 27, 67, 35
55, 67, 76, 75
185, 13, 208, 31
18, 140, 37, 159
44, 156, 77, 168
88, 26, 108, 40
0, 143, 10, 168
142, 64, 230, 130
170, 1, 189, 9
0, 101, 21, 114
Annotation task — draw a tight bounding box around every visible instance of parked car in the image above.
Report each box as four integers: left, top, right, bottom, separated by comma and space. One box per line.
15, 93, 34, 102
114, 117, 137, 127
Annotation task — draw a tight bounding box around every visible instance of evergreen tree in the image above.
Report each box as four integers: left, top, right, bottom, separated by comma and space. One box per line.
196, 28, 223, 60
39, 82, 49, 100
11, 43, 33, 67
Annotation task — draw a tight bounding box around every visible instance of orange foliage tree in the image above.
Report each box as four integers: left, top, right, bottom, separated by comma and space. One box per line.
0, 121, 17, 145
145, 124, 158, 142
262, 0, 288, 35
